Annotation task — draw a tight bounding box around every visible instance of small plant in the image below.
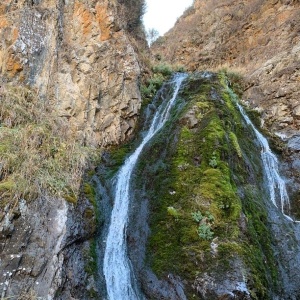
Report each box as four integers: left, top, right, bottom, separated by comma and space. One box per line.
170, 65, 186, 73
141, 74, 165, 100
192, 210, 215, 240
177, 162, 190, 171
191, 211, 203, 223
209, 151, 218, 168
205, 211, 215, 222
152, 63, 173, 76
197, 224, 214, 240
218, 196, 232, 212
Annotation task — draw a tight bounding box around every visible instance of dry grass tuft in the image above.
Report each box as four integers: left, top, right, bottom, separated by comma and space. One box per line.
0, 84, 99, 205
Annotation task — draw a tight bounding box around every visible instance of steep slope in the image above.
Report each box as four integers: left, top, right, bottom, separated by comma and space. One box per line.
0, 0, 146, 147
153, 0, 300, 137
0, 0, 147, 298
98, 72, 300, 299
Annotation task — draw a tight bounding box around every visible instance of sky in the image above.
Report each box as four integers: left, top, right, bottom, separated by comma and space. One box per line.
143, 0, 194, 36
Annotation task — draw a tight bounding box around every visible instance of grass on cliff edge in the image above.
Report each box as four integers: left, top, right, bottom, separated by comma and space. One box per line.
0, 84, 99, 206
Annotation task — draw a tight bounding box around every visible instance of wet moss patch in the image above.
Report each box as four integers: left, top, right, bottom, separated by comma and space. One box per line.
133, 72, 278, 298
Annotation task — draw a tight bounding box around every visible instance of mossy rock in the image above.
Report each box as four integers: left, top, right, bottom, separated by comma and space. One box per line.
132, 72, 278, 298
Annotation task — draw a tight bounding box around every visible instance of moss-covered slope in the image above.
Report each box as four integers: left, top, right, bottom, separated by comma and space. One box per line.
132, 72, 279, 299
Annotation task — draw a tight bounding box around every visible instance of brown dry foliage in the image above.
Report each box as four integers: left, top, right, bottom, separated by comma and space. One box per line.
0, 84, 99, 206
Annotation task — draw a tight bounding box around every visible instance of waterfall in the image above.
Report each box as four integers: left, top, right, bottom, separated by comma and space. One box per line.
103, 73, 187, 300
227, 87, 292, 220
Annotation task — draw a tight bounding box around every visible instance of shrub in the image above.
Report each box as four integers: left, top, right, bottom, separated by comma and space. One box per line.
152, 63, 173, 76
141, 73, 165, 100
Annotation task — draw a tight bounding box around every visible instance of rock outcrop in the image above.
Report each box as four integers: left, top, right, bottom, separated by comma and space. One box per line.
153, 0, 300, 137
0, 192, 98, 299
0, 1, 147, 298
0, 0, 146, 147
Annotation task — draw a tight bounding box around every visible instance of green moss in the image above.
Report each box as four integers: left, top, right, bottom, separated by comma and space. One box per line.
134, 72, 278, 298
106, 143, 133, 178
167, 206, 180, 220
229, 132, 242, 158
240, 186, 278, 299
63, 193, 77, 205
85, 238, 98, 276
84, 208, 94, 219
82, 181, 102, 226
83, 182, 96, 206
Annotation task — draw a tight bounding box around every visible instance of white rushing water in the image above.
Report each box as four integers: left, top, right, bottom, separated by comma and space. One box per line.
103, 73, 187, 300
227, 88, 291, 219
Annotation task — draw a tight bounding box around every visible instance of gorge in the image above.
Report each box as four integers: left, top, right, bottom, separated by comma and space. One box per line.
0, 0, 300, 299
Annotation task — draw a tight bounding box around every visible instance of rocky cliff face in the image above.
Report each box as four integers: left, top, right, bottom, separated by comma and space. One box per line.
0, 0, 145, 147
0, 193, 97, 299
0, 0, 146, 298
153, 0, 300, 137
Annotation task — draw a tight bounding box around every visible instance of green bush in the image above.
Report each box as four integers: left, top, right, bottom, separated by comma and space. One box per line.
152, 63, 173, 76
141, 74, 165, 100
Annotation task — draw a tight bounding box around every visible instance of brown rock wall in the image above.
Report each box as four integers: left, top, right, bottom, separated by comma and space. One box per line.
153, 0, 300, 136
0, 0, 144, 147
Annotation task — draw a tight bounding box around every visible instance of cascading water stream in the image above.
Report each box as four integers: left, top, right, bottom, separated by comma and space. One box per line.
103, 73, 187, 300
227, 87, 293, 220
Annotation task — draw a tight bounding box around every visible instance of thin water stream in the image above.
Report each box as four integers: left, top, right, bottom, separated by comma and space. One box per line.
103, 73, 187, 300
227, 87, 293, 220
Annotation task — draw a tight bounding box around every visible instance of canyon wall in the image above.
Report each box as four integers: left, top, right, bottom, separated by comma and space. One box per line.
0, 0, 146, 298
0, 0, 146, 147
153, 0, 300, 137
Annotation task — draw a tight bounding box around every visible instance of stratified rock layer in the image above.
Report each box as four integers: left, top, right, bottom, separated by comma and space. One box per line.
153, 0, 300, 137
0, 0, 144, 147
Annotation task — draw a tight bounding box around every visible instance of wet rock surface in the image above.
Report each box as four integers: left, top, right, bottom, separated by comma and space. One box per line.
266, 202, 300, 300
0, 194, 97, 299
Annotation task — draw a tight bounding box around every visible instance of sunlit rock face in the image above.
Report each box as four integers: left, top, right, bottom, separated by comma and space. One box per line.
0, 0, 144, 146
0, 1, 146, 298
152, 0, 300, 136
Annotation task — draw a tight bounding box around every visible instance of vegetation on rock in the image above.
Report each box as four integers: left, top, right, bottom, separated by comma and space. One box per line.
141, 62, 186, 105
133, 72, 278, 299
0, 84, 99, 205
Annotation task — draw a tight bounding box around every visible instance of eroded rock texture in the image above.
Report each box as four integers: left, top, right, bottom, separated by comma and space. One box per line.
0, 194, 98, 299
153, 0, 300, 137
0, 1, 146, 298
0, 0, 144, 147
